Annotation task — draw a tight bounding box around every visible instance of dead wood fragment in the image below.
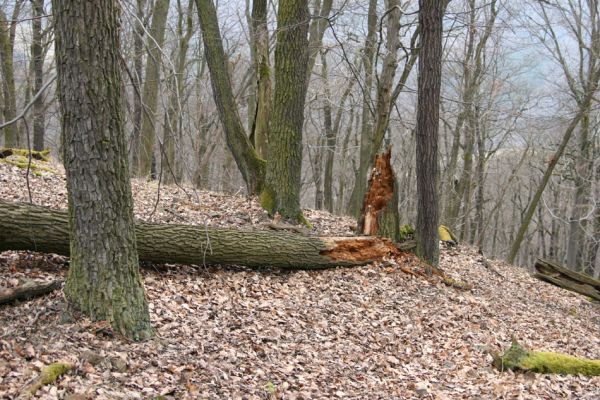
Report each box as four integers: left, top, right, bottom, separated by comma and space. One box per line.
19, 362, 74, 398
357, 147, 399, 241
534, 258, 600, 301
0, 279, 62, 305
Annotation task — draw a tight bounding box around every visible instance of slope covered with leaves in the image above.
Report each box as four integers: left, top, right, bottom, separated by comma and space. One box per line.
1, 162, 599, 399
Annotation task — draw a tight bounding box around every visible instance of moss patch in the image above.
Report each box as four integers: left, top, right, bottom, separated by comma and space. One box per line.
0, 148, 56, 175
493, 339, 600, 376
25, 361, 74, 395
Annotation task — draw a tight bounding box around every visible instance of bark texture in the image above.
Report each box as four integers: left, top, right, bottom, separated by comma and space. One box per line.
415, 0, 443, 269
0, 201, 400, 269
137, 0, 170, 178
31, 0, 46, 151
195, 0, 265, 195
52, 0, 153, 340
260, 0, 310, 222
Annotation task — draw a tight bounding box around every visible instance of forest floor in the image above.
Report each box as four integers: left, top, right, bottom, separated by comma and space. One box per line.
0, 161, 599, 399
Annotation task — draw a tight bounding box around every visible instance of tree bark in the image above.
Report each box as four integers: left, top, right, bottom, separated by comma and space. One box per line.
260, 0, 310, 223
0, 2, 24, 147
195, 0, 265, 195
534, 258, 600, 301
415, 0, 443, 270
0, 201, 400, 269
0, 279, 61, 305
137, 0, 170, 178
52, 0, 153, 340
31, 0, 45, 151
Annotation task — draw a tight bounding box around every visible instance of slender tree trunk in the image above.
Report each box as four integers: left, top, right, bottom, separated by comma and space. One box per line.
195, 0, 265, 195
129, 0, 146, 176
415, 0, 443, 270
52, 0, 153, 340
249, 0, 271, 158
347, 0, 377, 217
508, 93, 597, 264
162, 0, 194, 185
31, 0, 45, 151
0, 3, 23, 147
566, 112, 591, 270
260, 0, 310, 222
138, 0, 170, 178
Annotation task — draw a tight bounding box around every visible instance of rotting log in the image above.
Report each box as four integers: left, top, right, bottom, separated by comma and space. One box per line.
492, 339, 600, 376
534, 258, 600, 301
0, 279, 62, 305
0, 201, 399, 269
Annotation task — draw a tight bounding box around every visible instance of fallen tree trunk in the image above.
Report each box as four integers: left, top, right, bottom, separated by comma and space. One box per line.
492, 339, 600, 376
534, 258, 600, 301
0, 201, 398, 269
0, 279, 62, 305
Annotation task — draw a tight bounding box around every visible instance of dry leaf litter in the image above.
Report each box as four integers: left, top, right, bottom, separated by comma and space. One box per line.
0, 161, 599, 399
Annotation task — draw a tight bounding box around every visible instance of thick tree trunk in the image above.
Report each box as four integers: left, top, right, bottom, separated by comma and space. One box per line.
52, 0, 153, 340
533, 258, 600, 301
0, 279, 61, 305
0, 201, 399, 269
260, 0, 310, 223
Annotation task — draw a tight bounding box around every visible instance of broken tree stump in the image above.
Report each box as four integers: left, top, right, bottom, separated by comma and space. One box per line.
0, 200, 399, 269
0, 279, 62, 305
492, 339, 600, 376
534, 258, 600, 301
357, 147, 400, 242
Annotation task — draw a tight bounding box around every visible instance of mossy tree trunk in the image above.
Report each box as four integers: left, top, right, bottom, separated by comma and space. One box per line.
260, 0, 310, 223
195, 0, 265, 195
249, 0, 271, 159
52, 0, 153, 340
137, 0, 170, 178
0, 3, 23, 147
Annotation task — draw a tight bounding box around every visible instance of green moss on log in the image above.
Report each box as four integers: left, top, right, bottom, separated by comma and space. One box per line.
493, 340, 600, 376
26, 362, 74, 395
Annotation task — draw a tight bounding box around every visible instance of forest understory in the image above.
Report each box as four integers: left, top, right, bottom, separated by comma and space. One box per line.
0, 162, 599, 399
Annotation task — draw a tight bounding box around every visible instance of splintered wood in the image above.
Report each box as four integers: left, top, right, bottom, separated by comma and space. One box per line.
359, 147, 396, 236
321, 237, 399, 262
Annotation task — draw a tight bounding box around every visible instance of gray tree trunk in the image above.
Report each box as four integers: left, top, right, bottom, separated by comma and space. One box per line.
415, 0, 443, 270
